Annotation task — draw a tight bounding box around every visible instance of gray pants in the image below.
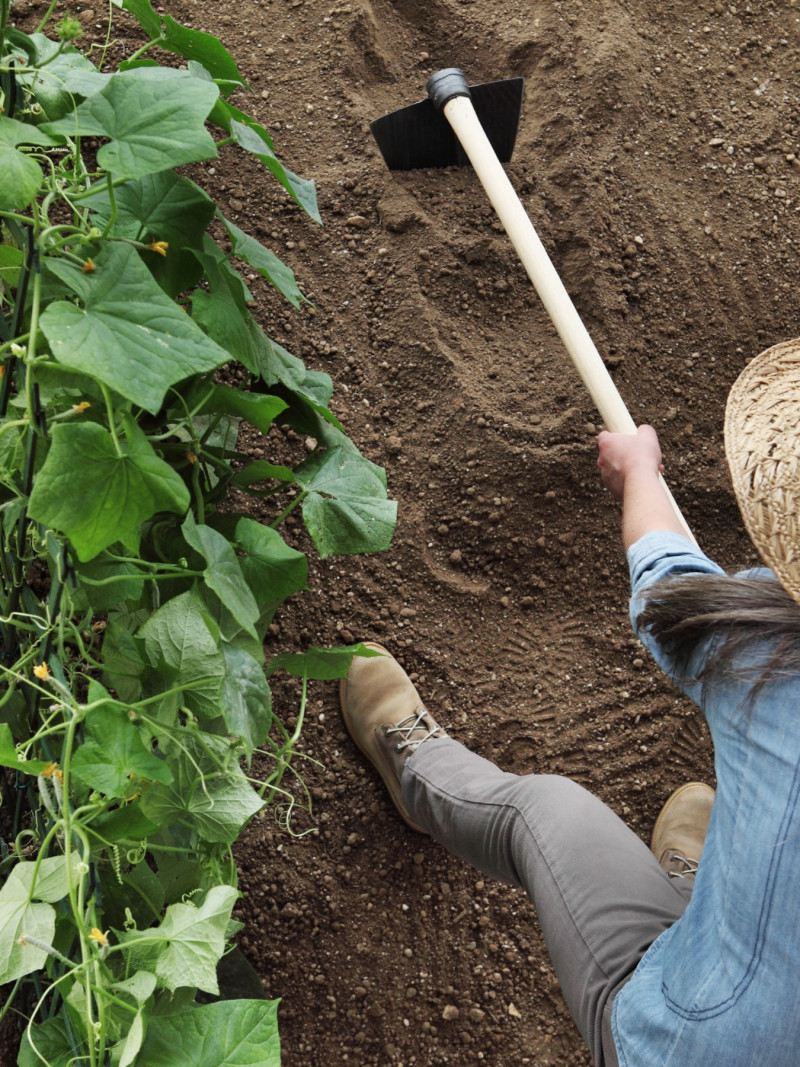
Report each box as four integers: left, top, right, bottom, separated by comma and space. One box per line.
402, 738, 693, 1067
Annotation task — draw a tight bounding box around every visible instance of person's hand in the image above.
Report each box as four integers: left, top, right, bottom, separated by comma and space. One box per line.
597, 425, 663, 501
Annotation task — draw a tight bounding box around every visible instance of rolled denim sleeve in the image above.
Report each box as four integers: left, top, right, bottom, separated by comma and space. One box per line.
627, 532, 726, 689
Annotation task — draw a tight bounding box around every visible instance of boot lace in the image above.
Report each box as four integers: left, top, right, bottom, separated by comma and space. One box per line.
664, 849, 699, 878
386, 709, 442, 752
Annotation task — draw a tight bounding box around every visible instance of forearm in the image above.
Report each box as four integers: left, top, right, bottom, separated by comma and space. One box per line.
620, 466, 688, 551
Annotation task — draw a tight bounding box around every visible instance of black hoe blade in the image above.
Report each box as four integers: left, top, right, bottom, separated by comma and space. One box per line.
370, 76, 524, 171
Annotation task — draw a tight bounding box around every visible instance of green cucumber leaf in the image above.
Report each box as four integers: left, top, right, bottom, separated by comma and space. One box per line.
113, 970, 158, 1005
230, 461, 296, 490
220, 215, 306, 308
0, 722, 50, 775
142, 761, 264, 845
189, 238, 266, 373
229, 116, 320, 223
294, 441, 397, 557
42, 69, 219, 178
198, 385, 287, 436
17, 1016, 74, 1067
100, 858, 165, 931
84, 172, 215, 298
182, 514, 259, 640
120, 884, 239, 994
17, 34, 102, 121
28, 416, 190, 562
141, 736, 263, 845
234, 518, 308, 623
0, 145, 42, 211
0, 855, 80, 983
114, 0, 162, 39
161, 17, 246, 88
100, 620, 147, 704
40, 243, 229, 413
185, 59, 242, 99
138, 587, 227, 720
219, 643, 273, 752
251, 335, 334, 410
0, 242, 24, 288
208, 95, 319, 222
267, 643, 384, 681
115, 1009, 146, 1067
90, 801, 160, 843
73, 549, 144, 611
11, 853, 82, 902
71, 704, 173, 796
140, 586, 225, 678
0, 116, 63, 147
138, 998, 280, 1066
84, 170, 214, 242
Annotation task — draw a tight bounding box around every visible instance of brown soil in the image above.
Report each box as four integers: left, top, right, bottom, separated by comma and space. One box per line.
10, 0, 800, 1064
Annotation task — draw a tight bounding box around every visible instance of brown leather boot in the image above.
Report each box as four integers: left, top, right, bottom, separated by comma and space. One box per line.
339, 643, 446, 833
651, 781, 715, 879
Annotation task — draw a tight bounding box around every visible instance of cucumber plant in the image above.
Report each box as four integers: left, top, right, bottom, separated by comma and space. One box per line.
0, 2, 395, 1063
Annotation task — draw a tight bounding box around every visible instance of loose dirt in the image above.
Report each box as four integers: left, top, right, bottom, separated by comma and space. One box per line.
9, 0, 800, 1064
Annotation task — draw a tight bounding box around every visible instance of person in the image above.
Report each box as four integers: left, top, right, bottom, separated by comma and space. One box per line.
338, 338, 800, 1066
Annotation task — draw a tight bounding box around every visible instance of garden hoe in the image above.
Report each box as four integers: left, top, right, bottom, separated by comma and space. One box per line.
370, 68, 694, 542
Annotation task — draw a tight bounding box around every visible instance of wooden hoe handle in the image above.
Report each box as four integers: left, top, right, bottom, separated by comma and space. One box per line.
432, 83, 694, 543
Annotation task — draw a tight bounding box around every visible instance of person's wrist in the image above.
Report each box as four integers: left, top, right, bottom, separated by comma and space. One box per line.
619, 459, 661, 501
621, 457, 661, 482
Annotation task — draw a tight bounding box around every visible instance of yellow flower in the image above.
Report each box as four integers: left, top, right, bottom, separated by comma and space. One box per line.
186, 449, 197, 464
40, 762, 58, 779
33, 662, 50, 681
54, 768, 64, 784
89, 928, 108, 947
82, 258, 96, 273
72, 401, 91, 414
147, 241, 169, 257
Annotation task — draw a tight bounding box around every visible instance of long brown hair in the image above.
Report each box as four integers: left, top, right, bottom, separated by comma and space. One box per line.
638, 573, 800, 699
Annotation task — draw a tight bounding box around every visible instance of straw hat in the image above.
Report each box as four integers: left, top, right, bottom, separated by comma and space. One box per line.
724, 338, 800, 605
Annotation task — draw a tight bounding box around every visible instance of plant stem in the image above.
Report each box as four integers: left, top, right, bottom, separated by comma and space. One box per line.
270, 490, 307, 529
289, 677, 308, 749
0, 332, 30, 355
96, 0, 115, 71
191, 453, 205, 523
0, 209, 37, 227
0, 418, 29, 439
126, 37, 164, 64
79, 569, 204, 587
0, 977, 22, 1026
59, 712, 98, 1067
101, 172, 118, 237
24, 270, 43, 428
35, 0, 62, 34
69, 175, 129, 201
100, 383, 122, 456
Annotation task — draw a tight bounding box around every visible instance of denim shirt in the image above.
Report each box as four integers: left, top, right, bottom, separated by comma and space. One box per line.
612, 532, 800, 1066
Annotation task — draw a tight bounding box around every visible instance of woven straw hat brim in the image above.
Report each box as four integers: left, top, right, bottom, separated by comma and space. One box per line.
724, 338, 800, 606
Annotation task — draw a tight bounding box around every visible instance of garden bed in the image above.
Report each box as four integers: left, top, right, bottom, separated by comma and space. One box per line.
6, 0, 800, 1063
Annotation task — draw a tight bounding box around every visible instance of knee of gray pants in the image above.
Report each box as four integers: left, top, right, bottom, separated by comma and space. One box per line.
402, 739, 692, 1066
